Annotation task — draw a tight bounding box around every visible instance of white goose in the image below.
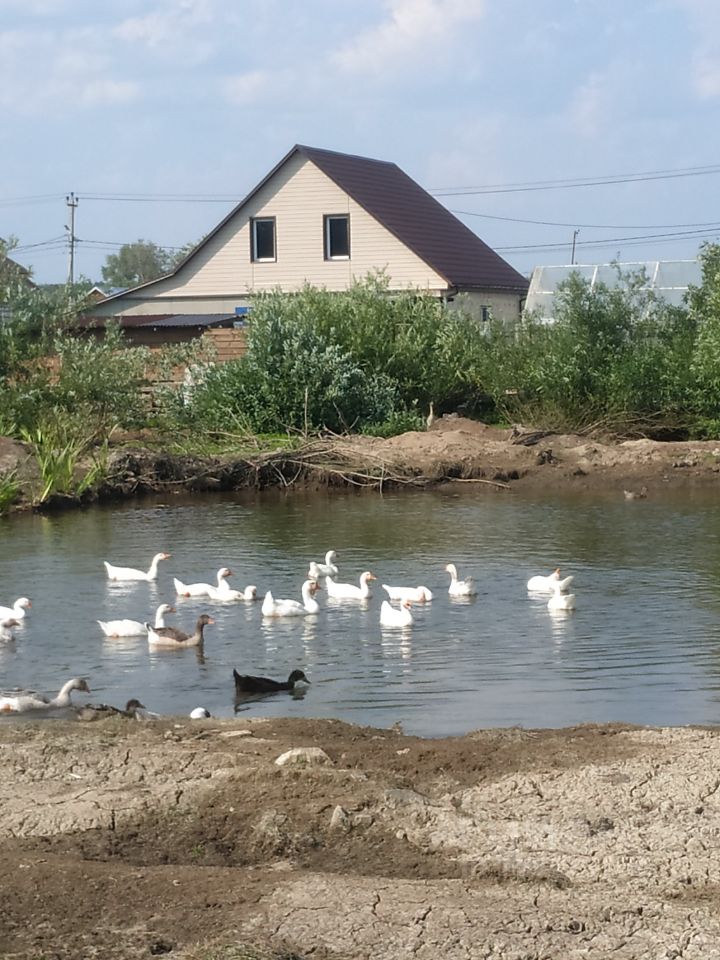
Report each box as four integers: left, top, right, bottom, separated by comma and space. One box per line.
380, 599, 413, 628
97, 602, 175, 638
104, 553, 170, 582
0, 677, 90, 713
262, 580, 320, 617
206, 570, 257, 601
527, 568, 574, 593
0, 597, 32, 621
0, 618, 20, 642
382, 584, 433, 603
174, 566, 231, 598
445, 563, 477, 597
308, 550, 339, 579
548, 581, 576, 611
326, 571, 376, 600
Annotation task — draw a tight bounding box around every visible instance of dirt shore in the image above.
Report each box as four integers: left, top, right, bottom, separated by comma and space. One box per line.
2, 715, 720, 959
2, 415, 720, 513
2, 421, 720, 959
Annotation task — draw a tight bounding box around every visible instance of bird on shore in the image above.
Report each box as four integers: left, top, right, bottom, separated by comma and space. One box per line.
426, 402, 437, 430
445, 563, 476, 597
146, 613, 214, 648
189, 706, 211, 719
233, 668, 310, 696
0, 677, 90, 713
104, 553, 171, 582
76, 698, 146, 721
0, 597, 32, 621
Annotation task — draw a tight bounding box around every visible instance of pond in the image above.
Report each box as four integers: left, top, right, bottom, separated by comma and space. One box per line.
2, 485, 720, 736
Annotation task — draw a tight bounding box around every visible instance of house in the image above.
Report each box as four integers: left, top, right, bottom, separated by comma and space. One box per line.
85, 145, 529, 342
525, 260, 701, 321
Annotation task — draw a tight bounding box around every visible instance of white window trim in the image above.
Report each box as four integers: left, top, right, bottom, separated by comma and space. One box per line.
324, 214, 350, 261
251, 217, 276, 263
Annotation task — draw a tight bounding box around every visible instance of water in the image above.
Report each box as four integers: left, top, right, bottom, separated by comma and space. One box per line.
2, 486, 720, 736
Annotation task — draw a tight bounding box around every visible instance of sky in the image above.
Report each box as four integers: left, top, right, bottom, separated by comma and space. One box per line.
2, 0, 720, 285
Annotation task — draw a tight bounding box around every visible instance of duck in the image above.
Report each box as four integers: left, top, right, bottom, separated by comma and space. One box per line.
380, 599, 414, 628
382, 584, 433, 603
308, 550, 339, 579
325, 571, 376, 600
146, 613, 214, 648
526, 569, 574, 593
445, 563, 477, 597
261, 580, 320, 617
233, 668, 310, 696
0, 618, 20, 642
174, 566, 231, 598
0, 597, 32, 621
76, 698, 146, 721
104, 553, 171, 582
547, 582, 576, 611
97, 602, 175, 638
623, 486, 648, 501
189, 706, 211, 719
0, 677, 90, 713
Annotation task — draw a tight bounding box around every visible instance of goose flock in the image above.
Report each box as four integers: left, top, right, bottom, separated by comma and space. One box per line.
0, 548, 576, 717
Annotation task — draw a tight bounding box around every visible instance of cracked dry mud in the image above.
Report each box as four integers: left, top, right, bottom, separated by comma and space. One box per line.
2, 717, 720, 959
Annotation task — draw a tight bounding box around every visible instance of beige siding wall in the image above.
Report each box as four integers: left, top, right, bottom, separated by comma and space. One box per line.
92, 155, 448, 317
447, 290, 524, 323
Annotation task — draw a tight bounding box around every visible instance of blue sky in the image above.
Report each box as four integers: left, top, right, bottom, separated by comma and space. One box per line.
2, 0, 720, 284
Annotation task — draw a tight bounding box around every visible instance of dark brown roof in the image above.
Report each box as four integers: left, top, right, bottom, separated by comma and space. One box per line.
98, 145, 528, 303
297, 145, 528, 293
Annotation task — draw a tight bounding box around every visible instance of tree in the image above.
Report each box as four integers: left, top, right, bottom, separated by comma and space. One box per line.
101, 240, 172, 289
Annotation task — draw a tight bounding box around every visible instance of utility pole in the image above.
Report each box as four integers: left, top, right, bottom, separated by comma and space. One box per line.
571, 228, 580, 265
66, 192, 78, 285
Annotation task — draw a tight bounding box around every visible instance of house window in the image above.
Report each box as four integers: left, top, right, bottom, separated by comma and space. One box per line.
251, 218, 276, 262
324, 215, 350, 260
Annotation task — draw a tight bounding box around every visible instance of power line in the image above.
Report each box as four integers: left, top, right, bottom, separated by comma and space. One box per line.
451, 208, 720, 231
497, 227, 720, 254
431, 162, 720, 196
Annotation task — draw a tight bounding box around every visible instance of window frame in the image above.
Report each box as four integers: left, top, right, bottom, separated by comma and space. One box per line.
250, 216, 277, 263
323, 214, 350, 261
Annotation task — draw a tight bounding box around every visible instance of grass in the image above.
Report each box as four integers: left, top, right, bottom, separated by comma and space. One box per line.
0, 470, 20, 513
20, 424, 109, 504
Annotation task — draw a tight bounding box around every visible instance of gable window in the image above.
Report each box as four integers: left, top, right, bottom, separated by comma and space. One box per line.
251, 217, 276, 262
324, 215, 350, 260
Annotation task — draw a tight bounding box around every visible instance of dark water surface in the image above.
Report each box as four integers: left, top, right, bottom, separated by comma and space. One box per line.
2, 486, 720, 736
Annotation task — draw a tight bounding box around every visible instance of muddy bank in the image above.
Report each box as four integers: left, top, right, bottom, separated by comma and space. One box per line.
3, 416, 719, 514
2, 715, 720, 959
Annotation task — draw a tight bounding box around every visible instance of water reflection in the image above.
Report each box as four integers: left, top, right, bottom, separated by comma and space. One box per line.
2, 487, 720, 734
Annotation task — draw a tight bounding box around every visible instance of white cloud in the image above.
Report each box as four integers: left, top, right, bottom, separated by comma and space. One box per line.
332, 0, 486, 75
0, 28, 140, 114
221, 69, 271, 105
114, 0, 215, 60
669, 0, 720, 98
568, 72, 610, 139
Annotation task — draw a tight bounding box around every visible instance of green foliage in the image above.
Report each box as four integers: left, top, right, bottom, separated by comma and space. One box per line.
101, 239, 172, 288
20, 419, 109, 504
0, 471, 20, 514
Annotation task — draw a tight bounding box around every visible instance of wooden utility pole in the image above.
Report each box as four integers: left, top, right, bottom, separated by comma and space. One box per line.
571, 228, 579, 265
66, 192, 78, 284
